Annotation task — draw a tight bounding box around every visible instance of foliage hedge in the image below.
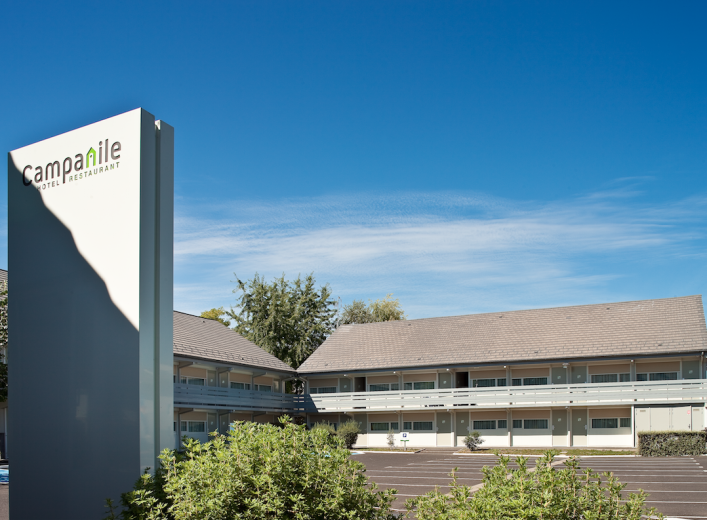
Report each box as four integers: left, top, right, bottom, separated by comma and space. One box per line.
407, 451, 663, 520
105, 417, 395, 520
638, 430, 707, 456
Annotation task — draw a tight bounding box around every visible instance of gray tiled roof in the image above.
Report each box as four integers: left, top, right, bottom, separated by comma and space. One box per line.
298, 295, 707, 374
173, 311, 295, 374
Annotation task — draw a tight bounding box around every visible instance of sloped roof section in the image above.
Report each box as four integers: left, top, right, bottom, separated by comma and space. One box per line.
174, 311, 295, 374
298, 295, 707, 374
0, 269, 7, 284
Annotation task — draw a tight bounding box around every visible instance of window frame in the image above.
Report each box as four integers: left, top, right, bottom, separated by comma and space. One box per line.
591, 418, 619, 429
523, 419, 549, 429
180, 376, 205, 386
472, 420, 496, 430
310, 386, 337, 394
369, 421, 400, 432
369, 383, 400, 392
230, 382, 251, 390
180, 420, 207, 433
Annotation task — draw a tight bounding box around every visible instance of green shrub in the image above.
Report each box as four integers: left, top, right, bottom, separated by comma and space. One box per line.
406, 451, 664, 520
638, 430, 707, 456
337, 419, 361, 449
463, 431, 484, 451
105, 417, 396, 520
311, 422, 337, 436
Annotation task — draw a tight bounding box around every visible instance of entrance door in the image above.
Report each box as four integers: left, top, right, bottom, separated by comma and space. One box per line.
692, 406, 705, 431
571, 409, 587, 446
551, 367, 567, 385
207, 413, 218, 434
219, 413, 230, 435
354, 377, 366, 392
455, 412, 469, 447
437, 412, 452, 446
552, 410, 568, 446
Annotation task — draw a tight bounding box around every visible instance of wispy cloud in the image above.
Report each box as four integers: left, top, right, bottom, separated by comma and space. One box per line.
173, 189, 707, 319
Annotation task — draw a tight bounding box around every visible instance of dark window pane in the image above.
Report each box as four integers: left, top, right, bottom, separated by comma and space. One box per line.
592, 418, 618, 429
473, 420, 496, 430
523, 419, 548, 429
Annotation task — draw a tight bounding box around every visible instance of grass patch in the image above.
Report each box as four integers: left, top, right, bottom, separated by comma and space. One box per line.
456, 448, 636, 456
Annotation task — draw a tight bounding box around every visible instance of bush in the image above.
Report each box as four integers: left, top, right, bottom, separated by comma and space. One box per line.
311, 422, 336, 436
406, 451, 664, 520
337, 419, 361, 449
387, 430, 395, 450
638, 430, 707, 456
463, 431, 484, 451
105, 417, 396, 520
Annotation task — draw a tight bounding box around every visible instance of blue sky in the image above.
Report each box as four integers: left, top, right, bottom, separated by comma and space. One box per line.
2, 1, 706, 319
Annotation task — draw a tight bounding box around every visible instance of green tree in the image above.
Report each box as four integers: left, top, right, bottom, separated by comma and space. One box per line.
0, 280, 7, 402
199, 307, 231, 327
340, 294, 406, 325
339, 299, 375, 324
226, 273, 337, 368
369, 294, 406, 322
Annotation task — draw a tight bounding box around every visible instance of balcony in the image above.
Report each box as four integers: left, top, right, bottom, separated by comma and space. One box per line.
308, 379, 707, 413
174, 383, 315, 413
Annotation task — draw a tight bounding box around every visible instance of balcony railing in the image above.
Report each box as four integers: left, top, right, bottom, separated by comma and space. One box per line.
308, 379, 707, 413
174, 383, 315, 413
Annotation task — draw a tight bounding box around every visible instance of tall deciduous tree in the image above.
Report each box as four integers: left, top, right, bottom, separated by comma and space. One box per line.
338, 299, 374, 324
200, 307, 231, 327
226, 273, 337, 368
340, 294, 406, 325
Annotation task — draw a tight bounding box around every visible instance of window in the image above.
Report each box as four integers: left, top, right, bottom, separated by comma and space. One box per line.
414, 382, 435, 390
173, 421, 176, 432
649, 372, 678, 381
473, 379, 496, 388
523, 419, 548, 429
497, 378, 507, 387
181, 421, 206, 433
404, 383, 413, 390
497, 420, 507, 429
310, 386, 336, 394
370, 384, 391, 392
391, 383, 399, 391
257, 385, 272, 392
188, 421, 206, 433
620, 417, 631, 428
592, 418, 618, 429
230, 382, 251, 390
636, 373, 648, 381
403, 421, 412, 430
523, 377, 548, 386
473, 420, 496, 430
619, 373, 631, 382
512, 379, 522, 386
512, 419, 523, 429
370, 422, 400, 432
591, 374, 618, 383
181, 377, 205, 386
413, 421, 433, 431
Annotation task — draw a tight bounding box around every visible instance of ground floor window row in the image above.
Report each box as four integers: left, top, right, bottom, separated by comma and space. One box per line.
366, 416, 633, 432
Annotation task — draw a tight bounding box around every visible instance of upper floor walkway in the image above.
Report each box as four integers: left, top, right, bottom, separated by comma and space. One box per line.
307, 379, 707, 413
173, 378, 707, 415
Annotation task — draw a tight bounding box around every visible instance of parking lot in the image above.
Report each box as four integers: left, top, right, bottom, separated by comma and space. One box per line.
357, 452, 707, 518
